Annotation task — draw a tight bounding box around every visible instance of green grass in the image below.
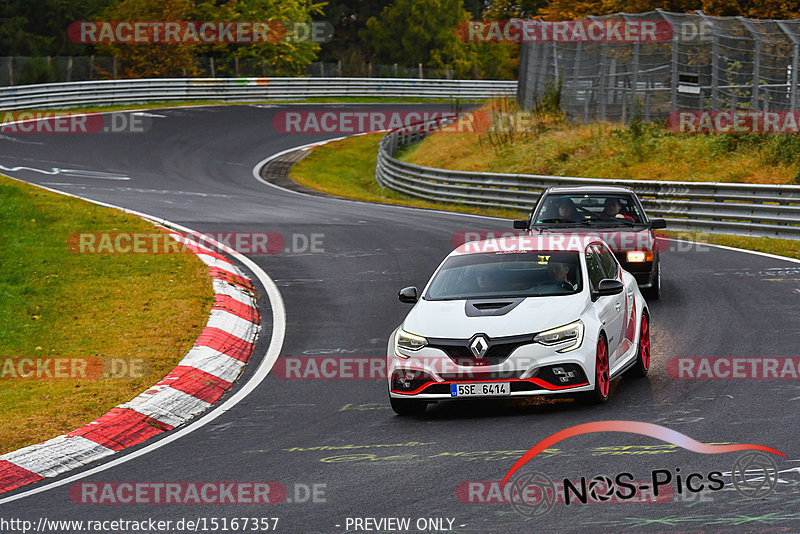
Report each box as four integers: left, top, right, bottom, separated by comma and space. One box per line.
0, 175, 214, 454
289, 133, 523, 219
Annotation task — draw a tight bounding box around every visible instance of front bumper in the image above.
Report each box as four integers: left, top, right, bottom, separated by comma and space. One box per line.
387, 340, 595, 400
618, 258, 657, 288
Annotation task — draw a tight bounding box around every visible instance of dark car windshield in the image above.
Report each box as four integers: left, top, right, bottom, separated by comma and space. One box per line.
425, 251, 582, 300
534, 194, 644, 225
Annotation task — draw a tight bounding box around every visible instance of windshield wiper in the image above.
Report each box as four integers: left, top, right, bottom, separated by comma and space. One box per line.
588, 218, 641, 227
535, 218, 592, 226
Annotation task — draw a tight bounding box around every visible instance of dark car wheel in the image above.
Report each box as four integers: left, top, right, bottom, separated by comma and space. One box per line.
627, 314, 650, 378
390, 396, 428, 415
643, 260, 661, 300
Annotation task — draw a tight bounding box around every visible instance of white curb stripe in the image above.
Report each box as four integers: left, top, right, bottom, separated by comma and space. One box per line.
206, 309, 259, 342
212, 279, 257, 307
178, 346, 246, 384
196, 254, 240, 275
1, 436, 115, 478
119, 388, 212, 429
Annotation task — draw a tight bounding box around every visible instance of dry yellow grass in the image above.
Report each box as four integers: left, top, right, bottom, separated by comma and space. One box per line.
401, 107, 800, 185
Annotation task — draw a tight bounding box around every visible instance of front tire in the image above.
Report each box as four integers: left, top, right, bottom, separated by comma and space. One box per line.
628, 314, 650, 377
581, 335, 610, 404
390, 396, 427, 415
644, 261, 661, 300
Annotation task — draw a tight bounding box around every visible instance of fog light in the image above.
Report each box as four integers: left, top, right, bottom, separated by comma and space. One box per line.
553, 367, 577, 383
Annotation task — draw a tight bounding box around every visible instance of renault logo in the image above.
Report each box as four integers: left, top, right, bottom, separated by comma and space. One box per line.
470, 335, 489, 358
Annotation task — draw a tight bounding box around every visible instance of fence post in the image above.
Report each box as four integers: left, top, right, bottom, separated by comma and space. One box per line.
670, 30, 678, 113
599, 39, 608, 120
777, 21, 799, 112
571, 41, 582, 120
694, 12, 719, 111
740, 18, 761, 111
418, 63, 423, 79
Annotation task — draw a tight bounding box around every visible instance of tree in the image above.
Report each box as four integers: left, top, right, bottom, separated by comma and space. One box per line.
0, 0, 114, 56
362, 0, 479, 77
193, 0, 326, 76
96, 0, 200, 78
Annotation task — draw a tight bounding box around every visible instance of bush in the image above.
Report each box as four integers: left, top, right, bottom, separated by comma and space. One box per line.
18, 57, 55, 85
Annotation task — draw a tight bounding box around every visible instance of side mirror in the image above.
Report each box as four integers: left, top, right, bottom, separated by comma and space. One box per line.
593, 279, 624, 300
513, 219, 529, 229
398, 286, 418, 303
650, 218, 667, 230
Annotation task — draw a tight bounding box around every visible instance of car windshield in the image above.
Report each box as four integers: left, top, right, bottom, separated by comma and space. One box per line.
534, 194, 644, 225
425, 251, 582, 300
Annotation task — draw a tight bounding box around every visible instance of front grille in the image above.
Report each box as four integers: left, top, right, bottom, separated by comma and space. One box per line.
428, 334, 535, 366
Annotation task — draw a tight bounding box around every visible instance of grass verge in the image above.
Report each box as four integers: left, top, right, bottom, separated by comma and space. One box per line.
289, 133, 523, 219
0, 175, 214, 454
289, 132, 800, 261
401, 102, 800, 185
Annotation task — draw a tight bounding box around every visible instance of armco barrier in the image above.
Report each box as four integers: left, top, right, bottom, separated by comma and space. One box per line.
0, 77, 517, 111
375, 121, 800, 240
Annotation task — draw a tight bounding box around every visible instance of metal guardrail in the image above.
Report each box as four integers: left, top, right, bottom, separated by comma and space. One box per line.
0, 78, 517, 111
375, 123, 800, 240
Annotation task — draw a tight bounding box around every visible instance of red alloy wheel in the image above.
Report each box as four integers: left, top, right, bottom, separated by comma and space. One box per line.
596, 338, 609, 398
639, 315, 650, 371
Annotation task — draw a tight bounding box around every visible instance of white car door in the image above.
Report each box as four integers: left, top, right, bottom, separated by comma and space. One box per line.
586, 245, 625, 365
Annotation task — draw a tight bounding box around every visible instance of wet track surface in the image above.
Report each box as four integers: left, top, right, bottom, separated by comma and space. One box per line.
2, 104, 800, 533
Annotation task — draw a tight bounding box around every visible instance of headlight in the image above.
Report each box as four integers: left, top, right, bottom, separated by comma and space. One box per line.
395, 329, 428, 358
534, 320, 584, 353
626, 251, 653, 263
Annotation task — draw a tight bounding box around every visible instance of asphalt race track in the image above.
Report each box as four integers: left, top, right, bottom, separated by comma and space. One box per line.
2, 104, 800, 533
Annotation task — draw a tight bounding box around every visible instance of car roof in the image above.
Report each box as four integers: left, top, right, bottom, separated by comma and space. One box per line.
453, 233, 607, 256
542, 185, 635, 195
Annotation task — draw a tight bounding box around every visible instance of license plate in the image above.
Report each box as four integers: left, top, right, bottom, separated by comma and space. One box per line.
450, 382, 510, 397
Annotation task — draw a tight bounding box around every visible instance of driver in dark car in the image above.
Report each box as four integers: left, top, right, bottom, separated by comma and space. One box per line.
600, 197, 634, 220
555, 198, 580, 221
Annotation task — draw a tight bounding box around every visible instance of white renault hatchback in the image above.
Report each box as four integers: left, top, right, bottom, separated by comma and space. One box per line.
387, 233, 651, 415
